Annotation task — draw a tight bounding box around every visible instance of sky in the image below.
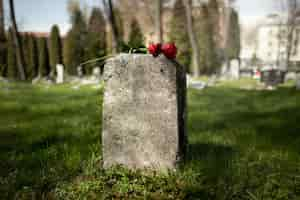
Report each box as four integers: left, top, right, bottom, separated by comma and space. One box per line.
2, 0, 279, 35
235, 0, 280, 25
3, 0, 101, 34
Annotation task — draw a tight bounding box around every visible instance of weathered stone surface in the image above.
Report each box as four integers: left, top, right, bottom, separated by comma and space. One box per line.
102, 54, 187, 171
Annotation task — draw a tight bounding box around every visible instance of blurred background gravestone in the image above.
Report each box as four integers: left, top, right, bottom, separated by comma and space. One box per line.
102, 54, 187, 171
261, 69, 285, 89
56, 64, 64, 84
77, 66, 84, 78
92, 67, 101, 79
230, 59, 240, 80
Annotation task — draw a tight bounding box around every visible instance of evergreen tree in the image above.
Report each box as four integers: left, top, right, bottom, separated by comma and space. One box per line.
0, 0, 6, 76
226, 9, 241, 60
115, 8, 124, 51
7, 28, 17, 79
197, 4, 218, 74
208, 0, 222, 70
208, 0, 220, 47
85, 7, 106, 74
0, 34, 6, 76
49, 25, 62, 74
38, 37, 49, 77
27, 35, 38, 79
8, 0, 26, 80
169, 0, 191, 72
128, 18, 144, 48
63, 6, 87, 75
22, 33, 30, 78
106, 7, 124, 53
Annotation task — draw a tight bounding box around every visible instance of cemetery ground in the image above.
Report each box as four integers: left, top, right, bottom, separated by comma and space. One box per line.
0, 79, 300, 199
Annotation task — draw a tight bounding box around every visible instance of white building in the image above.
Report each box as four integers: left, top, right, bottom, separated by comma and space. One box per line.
257, 15, 300, 69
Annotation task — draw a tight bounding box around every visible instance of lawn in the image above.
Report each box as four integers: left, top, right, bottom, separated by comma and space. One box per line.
0, 80, 300, 199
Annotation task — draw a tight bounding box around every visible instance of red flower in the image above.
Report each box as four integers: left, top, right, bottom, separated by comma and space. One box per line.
162, 43, 177, 59
148, 43, 162, 57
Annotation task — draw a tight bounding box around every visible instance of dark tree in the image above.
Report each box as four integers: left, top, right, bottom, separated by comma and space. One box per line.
85, 7, 107, 74
155, 0, 163, 43
63, 5, 88, 75
0, 0, 6, 76
226, 9, 240, 60
49, 25, 62, 74
197, 4, 219, 74
183, 0, 200, 77
7, 28, 17, 79
208, 0, 221, 50
38, 37, 50, 77
169, 0, 191, 72
22, 33, 31, 79
0, 0, 4, 37
103, 0, 119, 53
8, 0, 26, 80
128, 18, 144, 48
27, 35, 38, 79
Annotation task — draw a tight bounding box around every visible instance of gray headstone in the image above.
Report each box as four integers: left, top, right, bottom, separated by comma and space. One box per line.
102, 54, 187, 171
56, 64, 64, 84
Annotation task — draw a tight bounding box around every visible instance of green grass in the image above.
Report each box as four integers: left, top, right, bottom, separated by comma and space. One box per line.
0, 80, 300, 199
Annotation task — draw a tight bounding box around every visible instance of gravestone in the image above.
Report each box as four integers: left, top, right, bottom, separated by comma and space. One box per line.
92, 67, 101, 79
261, 69, 285, 87
56, 64, 64, 84
220, 62, 228, 77
77, 66, 84, 78
285, 71, 297, 81
102, 54, 187, 171
230, 59, 240, 79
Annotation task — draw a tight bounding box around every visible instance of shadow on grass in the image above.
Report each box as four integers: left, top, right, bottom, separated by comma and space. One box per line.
0, 84, 102, 199
183, 87, 300, 199
188, 87, 300, 152
186, 86, 300, 177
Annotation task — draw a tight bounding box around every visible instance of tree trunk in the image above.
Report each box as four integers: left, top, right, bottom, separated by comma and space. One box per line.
103, 0, 119, 54
183, 0, 200, 77
9, 0, 26, 80
155, 0, 163, 43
